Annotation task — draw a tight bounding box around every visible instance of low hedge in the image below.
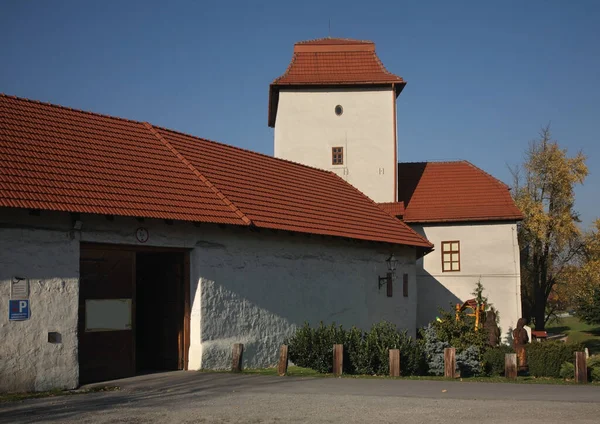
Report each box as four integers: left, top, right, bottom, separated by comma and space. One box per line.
286, 321, 427, 376
482, 345, 515, 376
526, 341, 585, 378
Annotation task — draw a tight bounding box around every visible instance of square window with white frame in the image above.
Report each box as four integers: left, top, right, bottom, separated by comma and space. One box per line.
441, 241, 460, 272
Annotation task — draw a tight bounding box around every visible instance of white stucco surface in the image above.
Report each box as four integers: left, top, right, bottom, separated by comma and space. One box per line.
412, 222, 522, 341
0, 222, 79, 392
274, 88, 397, 203
192, 234, 417, 369
1, 209, 418, 390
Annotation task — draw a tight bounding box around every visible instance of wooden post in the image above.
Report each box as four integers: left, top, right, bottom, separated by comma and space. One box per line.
575, 351, 588, 384
278, 345, 289, 376
389, 349, 400, 377
505, 353, 517, 379
332, 344, 343, 376
444, 347, 456, 378
232, 343, 244, 372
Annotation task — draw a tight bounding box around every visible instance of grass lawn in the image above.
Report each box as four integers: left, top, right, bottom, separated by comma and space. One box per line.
242, 366, 322, 377
239, 366, 599, 385
547, 316, 600, 355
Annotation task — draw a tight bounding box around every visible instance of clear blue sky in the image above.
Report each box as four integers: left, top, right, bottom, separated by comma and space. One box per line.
1, 1, 598, 227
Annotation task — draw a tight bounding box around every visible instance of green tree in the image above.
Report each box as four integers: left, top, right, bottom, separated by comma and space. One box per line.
511, 126, 588, 330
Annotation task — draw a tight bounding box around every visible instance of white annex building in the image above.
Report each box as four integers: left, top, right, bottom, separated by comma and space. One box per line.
0, 37, 522, 392
270, 38, 523, 340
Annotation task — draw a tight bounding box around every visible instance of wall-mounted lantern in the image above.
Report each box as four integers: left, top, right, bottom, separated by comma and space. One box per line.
378, 254, 398, 297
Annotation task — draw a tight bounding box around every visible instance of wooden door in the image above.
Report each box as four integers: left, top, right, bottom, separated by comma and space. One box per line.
79, 246, 135, 384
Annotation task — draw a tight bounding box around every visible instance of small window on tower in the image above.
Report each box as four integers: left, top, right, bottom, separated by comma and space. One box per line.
335, 105, 343, 116
332, 147, 344, 165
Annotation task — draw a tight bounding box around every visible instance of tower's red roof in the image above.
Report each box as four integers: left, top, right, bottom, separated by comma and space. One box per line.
0, 94, 432, 249
397, 161, 523, 223
268, 38, 405, 127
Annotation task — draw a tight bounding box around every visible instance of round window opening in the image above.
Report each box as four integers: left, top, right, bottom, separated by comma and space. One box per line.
335, 105, 343, 116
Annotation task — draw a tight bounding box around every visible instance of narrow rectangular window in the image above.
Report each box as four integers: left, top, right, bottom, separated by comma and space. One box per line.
332, 147, 344, 165
403, 273, 408, 297
441, 241, 460, 272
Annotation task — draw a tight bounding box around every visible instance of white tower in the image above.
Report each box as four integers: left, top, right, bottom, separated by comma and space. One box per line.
269, 38, 405, 203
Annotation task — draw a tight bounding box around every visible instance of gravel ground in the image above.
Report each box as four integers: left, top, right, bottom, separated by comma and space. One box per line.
1, 372, 599, 423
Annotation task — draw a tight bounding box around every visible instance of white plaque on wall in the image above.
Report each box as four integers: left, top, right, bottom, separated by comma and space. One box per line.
85, 299, 132, 332
11, 277, 29, 299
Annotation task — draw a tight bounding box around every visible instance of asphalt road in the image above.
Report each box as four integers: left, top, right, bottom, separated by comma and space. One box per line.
1, 372, 599, 423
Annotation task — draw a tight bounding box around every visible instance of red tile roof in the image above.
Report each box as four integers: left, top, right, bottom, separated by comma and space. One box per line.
0, 94, 432, 249
377, 202, 405, 217
268, 38, 405, 127
397, 161, 523, 224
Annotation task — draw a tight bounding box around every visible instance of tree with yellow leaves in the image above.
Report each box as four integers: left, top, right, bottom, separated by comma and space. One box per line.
511, 126, 588, 330
563, 220, 600, 324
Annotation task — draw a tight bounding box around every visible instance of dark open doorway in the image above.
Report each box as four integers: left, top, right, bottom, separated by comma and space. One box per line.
135, 252, 185, 373
78, 244, 190, 385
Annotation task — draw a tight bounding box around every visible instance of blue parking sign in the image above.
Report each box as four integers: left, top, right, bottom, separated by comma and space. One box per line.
9, 299, 30, 321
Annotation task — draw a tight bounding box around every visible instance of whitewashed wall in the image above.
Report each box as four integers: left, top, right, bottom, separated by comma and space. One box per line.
0, 209, 418, 390
412, 222, 522, 341
0, 216, 79, 392
274, 88, 397, 203
191, 233, 417, 369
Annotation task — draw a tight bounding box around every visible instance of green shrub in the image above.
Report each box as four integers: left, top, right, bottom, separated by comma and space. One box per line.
286, 321, 427, 376
457, 345, 483, 377
286, 322, 313, 369
559, 361, 575, 379
421, 322, 484, 377
587, 355, 600, 381
344, 326, 366, 375
287, 322, 345, 373
432, 309, 489, 355
526, 341, 585, 378
421, 324, 449, 376
482, 345, 515, 376
558, 354, 600, 381
421, 308, 490, 377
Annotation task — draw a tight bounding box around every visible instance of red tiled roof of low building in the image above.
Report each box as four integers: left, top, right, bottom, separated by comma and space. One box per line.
377, 202, 405, 217
268, 38, 405, 127
397, 161, 523, 223
0, 94, 432, 249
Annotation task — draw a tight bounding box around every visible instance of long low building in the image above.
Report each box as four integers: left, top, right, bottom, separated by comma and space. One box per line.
0, 94, 432, 392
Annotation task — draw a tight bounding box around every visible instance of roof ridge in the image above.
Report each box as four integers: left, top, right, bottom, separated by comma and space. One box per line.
398, 160, 465, 165
296, 37, 373, 45
153, 124, 339, 176
142, 122, 252, 226
461, 160, 510, 189
2, 92, 344, 178
0, 93, 143, 125
328, 172, 432, 247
